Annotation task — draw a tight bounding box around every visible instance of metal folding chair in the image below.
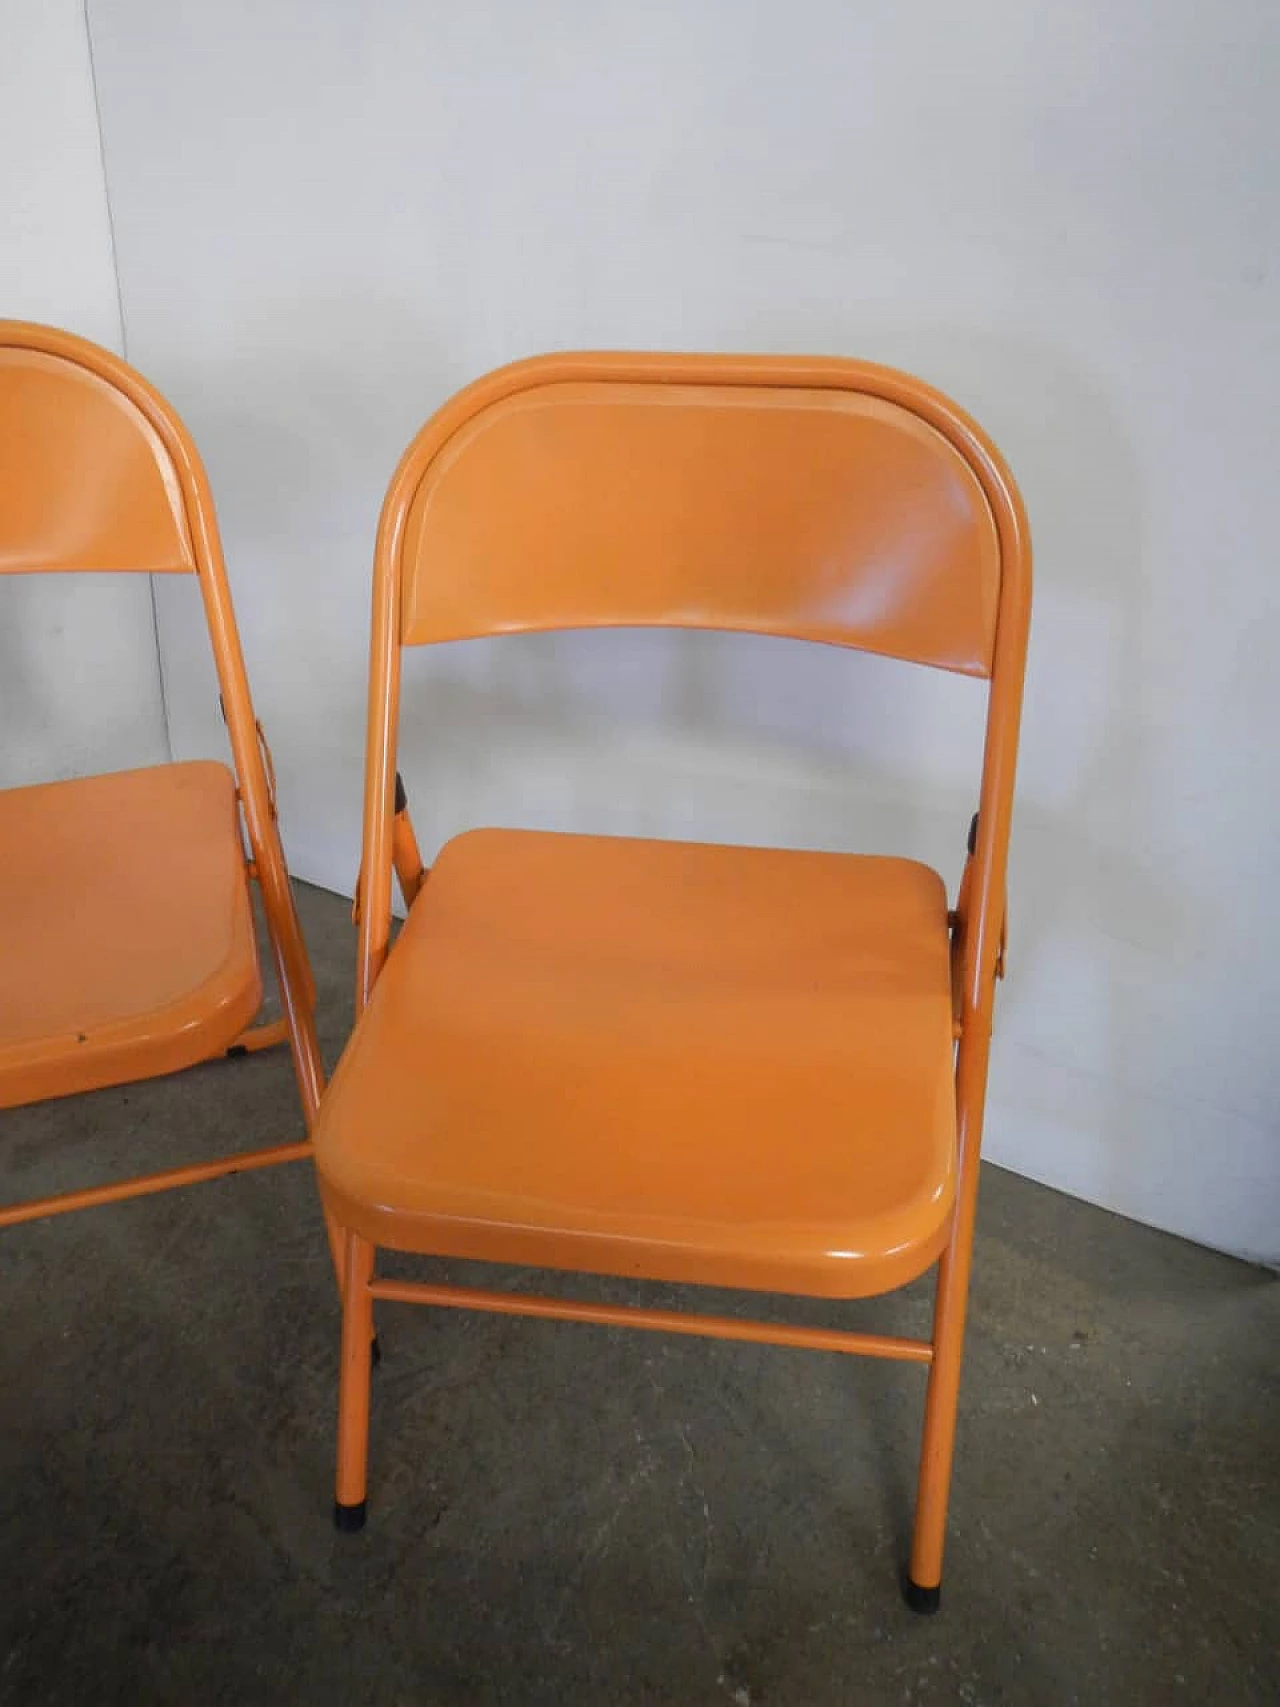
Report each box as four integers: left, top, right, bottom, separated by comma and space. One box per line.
0, 321, 332, 1265
315, 352, 1031, 1609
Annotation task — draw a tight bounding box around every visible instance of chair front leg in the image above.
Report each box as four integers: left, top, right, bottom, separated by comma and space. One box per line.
906, 1017, 992, 1612
335, 1231, 376, 1531
906, 1236, 969, 1612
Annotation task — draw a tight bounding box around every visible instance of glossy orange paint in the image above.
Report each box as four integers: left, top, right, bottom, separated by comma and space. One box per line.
389, 798, 427, 908
0, 345, 195, 576
320, 829, 957, 1297
400, 378, 1001, 673
319, 350, 1032, 1605
0, 763, 260, 1107
0, 321, 331, 1251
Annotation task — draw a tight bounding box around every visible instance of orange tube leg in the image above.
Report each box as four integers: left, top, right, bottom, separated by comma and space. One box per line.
906, 1027, 992, 1613
906, 1243, 969, 1612
335, 1232, 376, 1531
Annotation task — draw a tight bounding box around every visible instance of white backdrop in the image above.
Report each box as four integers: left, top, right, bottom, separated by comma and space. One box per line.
85, 0, 1280, 1262
0, 0, 168, 786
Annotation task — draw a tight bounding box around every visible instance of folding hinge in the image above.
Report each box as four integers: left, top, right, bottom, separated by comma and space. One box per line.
351, 772, 412, 925
954, 811, 1007, 980
218, 695, 278, 819
256, 721, 278, 817
972, 814, 1009, 979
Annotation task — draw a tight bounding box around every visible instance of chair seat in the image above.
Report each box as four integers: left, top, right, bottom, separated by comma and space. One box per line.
316, 829, 958, 1299
0, 762, 262, 1108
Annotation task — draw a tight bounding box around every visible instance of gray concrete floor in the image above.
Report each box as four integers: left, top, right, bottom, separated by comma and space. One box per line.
1, 880, 1276, 1706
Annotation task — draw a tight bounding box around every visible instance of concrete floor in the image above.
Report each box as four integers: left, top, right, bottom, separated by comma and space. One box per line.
1, 881, 1276, 1706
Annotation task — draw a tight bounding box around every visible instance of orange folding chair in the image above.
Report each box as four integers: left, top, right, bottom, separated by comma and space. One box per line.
0, 321, 333, 1260
315, 352, 1032, 1610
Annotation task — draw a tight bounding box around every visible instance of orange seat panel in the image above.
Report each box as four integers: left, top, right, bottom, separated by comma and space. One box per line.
316, 829, 957, 1298
0, 762, 261, 1108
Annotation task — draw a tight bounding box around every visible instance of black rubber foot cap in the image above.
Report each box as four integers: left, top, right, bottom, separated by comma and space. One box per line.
371, 1333, 382, 1368
903, 1575, 941, 1615
334, 1500, 367, 1533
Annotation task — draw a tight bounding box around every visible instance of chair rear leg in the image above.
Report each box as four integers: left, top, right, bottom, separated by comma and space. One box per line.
251, 872, 354, 1303
335, 1232, 376, 1531
906, 1240, 970, 1613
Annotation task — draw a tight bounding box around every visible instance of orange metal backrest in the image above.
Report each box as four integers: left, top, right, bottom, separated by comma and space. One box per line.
360, 352, 1032, 1012
398, 360, 1001, 677
0, 344, 195, 576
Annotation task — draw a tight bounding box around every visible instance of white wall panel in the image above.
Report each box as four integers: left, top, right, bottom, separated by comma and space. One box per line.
88, 1, 1280, 1260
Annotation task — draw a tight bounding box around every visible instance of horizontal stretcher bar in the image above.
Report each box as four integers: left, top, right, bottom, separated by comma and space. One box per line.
368, 1277, 935, 1362
0, 1140, 311, 1229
